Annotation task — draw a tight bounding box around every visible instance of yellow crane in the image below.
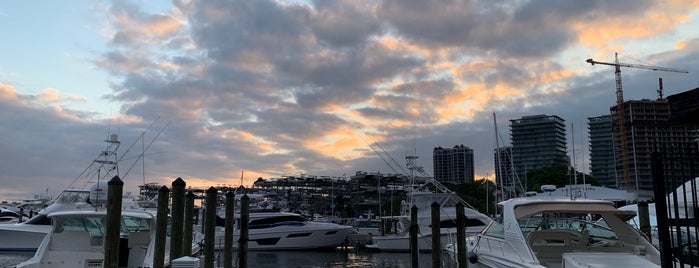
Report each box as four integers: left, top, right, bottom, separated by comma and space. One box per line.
586, 53, 688, 190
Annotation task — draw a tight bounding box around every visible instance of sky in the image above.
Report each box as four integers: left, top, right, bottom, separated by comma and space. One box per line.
1, 0, 699, 201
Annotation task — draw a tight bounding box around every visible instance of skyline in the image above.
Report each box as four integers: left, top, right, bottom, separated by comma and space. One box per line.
1, 0, 699, 200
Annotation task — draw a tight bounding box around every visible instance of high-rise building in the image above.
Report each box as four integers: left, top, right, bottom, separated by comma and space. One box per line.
510, 114, 569, 179
494, 146, 518, 191
433, 145, 474, 184
611, 99, 697, 192
588, 115, 618, 188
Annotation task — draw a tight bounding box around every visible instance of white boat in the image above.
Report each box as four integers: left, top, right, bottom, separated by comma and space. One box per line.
212, 210, 355, 250
15, 208, 199, 268
462, 197, 661, 268
0, 189, 94, 251
354, 215, 381, 236
0, 131, 160, 252
366, 180, 492, 252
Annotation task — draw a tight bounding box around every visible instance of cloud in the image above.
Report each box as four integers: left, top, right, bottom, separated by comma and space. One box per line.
4, 0, 699, 201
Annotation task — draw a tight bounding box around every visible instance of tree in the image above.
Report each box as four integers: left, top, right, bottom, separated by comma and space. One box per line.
525, 165, 598, 192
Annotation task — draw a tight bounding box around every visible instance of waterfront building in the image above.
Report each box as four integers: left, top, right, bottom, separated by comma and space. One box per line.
611, 99, 697, 192
510, 114, 569, 179
433, 145, 475, 184
588, 115, 618, 188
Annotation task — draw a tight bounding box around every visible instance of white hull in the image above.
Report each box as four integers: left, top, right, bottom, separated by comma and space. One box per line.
367, 227, 482, 252
0, 224, 50, 251
214, 222, 354, 250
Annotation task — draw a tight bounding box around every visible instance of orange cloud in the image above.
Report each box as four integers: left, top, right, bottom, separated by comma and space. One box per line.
0, 82, 19, 101
574, 5, 692, 47
302, 125, 369, 160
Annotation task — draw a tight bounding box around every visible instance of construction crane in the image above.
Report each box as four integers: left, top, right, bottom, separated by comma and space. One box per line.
586, 53, 688, 190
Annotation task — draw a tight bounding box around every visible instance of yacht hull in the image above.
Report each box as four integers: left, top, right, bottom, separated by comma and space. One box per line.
0, 224, 50, 251
215, 222, 354, 250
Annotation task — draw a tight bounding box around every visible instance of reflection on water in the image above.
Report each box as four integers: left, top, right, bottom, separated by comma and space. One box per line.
234, 250, 456, 268
0, 250, 457, 268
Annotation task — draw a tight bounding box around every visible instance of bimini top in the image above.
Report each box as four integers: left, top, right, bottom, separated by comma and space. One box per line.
501, 198, 636, 221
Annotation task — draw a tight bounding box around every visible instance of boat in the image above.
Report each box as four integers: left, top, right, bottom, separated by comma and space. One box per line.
212, 209, 355, 250
462, 197, 661, 267
15, 207, 199, 268
354, 212, 381, 236
365, 179, 492, 252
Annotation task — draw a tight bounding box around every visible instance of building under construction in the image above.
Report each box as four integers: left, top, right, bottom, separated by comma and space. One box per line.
610, 97, 697, 194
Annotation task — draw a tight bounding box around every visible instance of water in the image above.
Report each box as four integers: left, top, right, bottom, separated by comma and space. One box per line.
0, 250, 457, 267
0, 252, 33, 268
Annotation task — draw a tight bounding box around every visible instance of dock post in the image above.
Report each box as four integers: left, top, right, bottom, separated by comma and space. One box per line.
104, 176, 123, 268
170, 177, 186, 262
18, 208, 24, 223
204, 187, 217, 268
456, 203, 467, 268
239, 194, 250, 268
183, 190, 195, 256
153, 185, 170, 268
224, 191, 235, 268
410, 205, 419, 268
638, 201, 652, 240
431, 201, 441, 267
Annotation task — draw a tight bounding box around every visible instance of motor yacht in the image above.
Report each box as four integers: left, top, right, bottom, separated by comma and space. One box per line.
15, 208, 199, 268
462, 197, 661, 268
366, 180, 492, 252
212, 209, 355, 250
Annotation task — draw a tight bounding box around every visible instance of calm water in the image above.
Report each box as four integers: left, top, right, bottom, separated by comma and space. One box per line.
0, 252, 33, 268
0, 250, 457, 268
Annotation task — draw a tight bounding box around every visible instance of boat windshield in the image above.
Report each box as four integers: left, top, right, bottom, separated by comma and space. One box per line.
54, 215, 151, 237
518, 213, 618, 240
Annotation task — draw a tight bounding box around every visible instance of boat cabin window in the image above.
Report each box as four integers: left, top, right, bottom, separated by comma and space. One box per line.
53, 215, 151, 238
248, 215, 307, 229
482, 217, 505, 239
518, 213, 618, 241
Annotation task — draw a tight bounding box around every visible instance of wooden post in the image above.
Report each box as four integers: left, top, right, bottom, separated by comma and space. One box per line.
239, 194, 250, 268
410, 205, 419, 268
456, 203, 467, 268
104, 176, 123, 268
183, 190, 195, 256
224, 191, 235, 268
153, 185, 170, 268
204, 187, 217, 268
431, 201, 441, 267
170, 177, 186, 261
638, 201, 652, 240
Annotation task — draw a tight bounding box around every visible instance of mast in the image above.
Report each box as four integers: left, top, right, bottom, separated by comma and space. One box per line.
493, 113, 503, 214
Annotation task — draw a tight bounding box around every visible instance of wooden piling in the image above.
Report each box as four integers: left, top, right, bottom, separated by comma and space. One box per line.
204, 187, 217, 268
153, 185, 170, 268
456, 203, 467, 268
410, 205, 419, 268
224, 191, 235, 268
170, 177, 186, 261
183, 190, 195, 256
431, 201, 441, 267
239, 194, 250, 268
104, 176, 123, 268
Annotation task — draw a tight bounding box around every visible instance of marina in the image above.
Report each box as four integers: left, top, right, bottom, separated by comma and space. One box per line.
1, 250, 457, 268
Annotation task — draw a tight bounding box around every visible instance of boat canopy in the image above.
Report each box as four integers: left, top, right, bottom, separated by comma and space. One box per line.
512, 199, 637, 221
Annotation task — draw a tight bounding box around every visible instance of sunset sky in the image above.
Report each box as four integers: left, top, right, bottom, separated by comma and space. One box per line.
1, 0, 698, 200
